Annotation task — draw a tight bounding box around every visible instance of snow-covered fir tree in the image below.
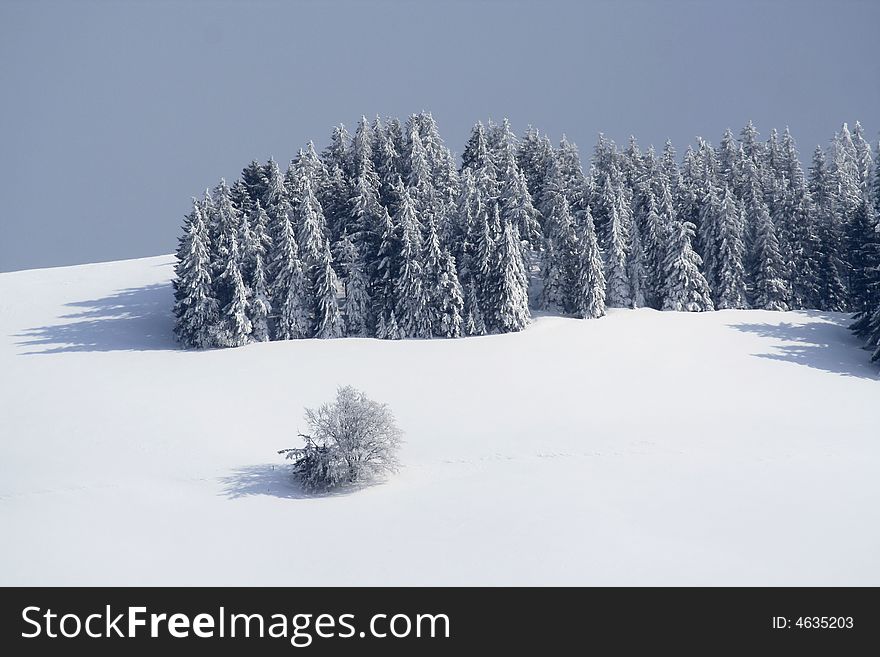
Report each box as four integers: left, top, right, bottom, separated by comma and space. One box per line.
404, 119, 434, 212
392, 185, 432, 338
421, 214, 444, 332
714, 186, 748, 309
373, 204, 399, 337
471, 201, 498, 327
538, 156, 578, 311
750, 199, 789, 311
173, 200, 219, 348
487, 118, 518, 173
292, 142, 332, 210
463, 280, 486, 337
620, 135, 644, 193
716, 129, 743, 197
677, 146, 702, 231
636, 187, 668, 308
422, 114, 458, 184
847, 197, 880, 338
830, 123, 863, 298
626, 138, 650, 213
322, 124, 351, 177
499, 158, 541, 259
251, 201, 272, 262
216, 233, 253, 347
622, 183, 646, 308
296, 177, 327, 268
262, 158, 287, 212
778, 127, 819, 309
659, 140, 681, 200
789, 190, 822, 309
571, 205, 606, 319
556, 135, 589, 217
350, 117, 378, 189
348, 170, 385, 291
435, 251, 464, 338
858, 152, 880, 358
241, 160, 269, 207
868, 305, 880, 362
870, 147, 880, 354
461, 121, 497, 187
492, 220, 531, 332
269, 199, 311, 340
662, 219, 714, 312
230, 179, 253, 217
322, 164, 352, 244
208, 180, 246, 318
740, 121, 763, 169
238, 201, 267, 282
745, 157, 789, 311
695, 140, 722, 294
851, 121, 874, 203
517, 127, 554, 206
808, 146, 847, 311
312, 237, 344, 339
655, 146, 679, 218
209, 179, 239, 284
382, 310, 403, 341
339, 233, 372, 337
601, 176, 633, 308
449, 167, 475, 268
248, 251, 271, 342
371, 116, 400, 212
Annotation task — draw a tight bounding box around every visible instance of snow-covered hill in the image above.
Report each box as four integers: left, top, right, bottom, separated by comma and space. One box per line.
0, 255, 877, 585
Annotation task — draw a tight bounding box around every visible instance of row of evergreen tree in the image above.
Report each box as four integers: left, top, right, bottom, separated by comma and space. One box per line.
172, 114, 880, 361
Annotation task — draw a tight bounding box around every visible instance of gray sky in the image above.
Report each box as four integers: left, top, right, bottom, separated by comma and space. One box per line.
1, 0, 878, 272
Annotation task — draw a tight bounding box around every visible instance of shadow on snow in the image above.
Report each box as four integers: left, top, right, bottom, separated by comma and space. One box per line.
14, 285, 878, 381
15, 283, 176, 354
218, 464, 367, 500
729, 311, 877, 380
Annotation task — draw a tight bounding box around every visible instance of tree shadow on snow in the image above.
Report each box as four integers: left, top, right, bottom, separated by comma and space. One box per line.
218, 464, 364, 500
15, 283, 176, 354
729, 313, 878, 380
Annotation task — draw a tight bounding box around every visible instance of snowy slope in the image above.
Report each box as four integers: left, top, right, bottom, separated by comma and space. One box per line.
0, 255, 877, 586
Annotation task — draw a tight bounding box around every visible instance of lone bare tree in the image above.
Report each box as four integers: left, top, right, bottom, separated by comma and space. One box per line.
280, 386, 403, 491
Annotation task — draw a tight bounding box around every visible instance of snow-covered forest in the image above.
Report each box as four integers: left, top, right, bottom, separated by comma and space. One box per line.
172, 114, 880, 362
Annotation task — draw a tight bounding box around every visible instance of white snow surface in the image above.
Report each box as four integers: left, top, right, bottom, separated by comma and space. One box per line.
1, 255, 877, 586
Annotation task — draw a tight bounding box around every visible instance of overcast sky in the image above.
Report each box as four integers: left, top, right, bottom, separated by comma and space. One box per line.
1, 0, 878, 272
